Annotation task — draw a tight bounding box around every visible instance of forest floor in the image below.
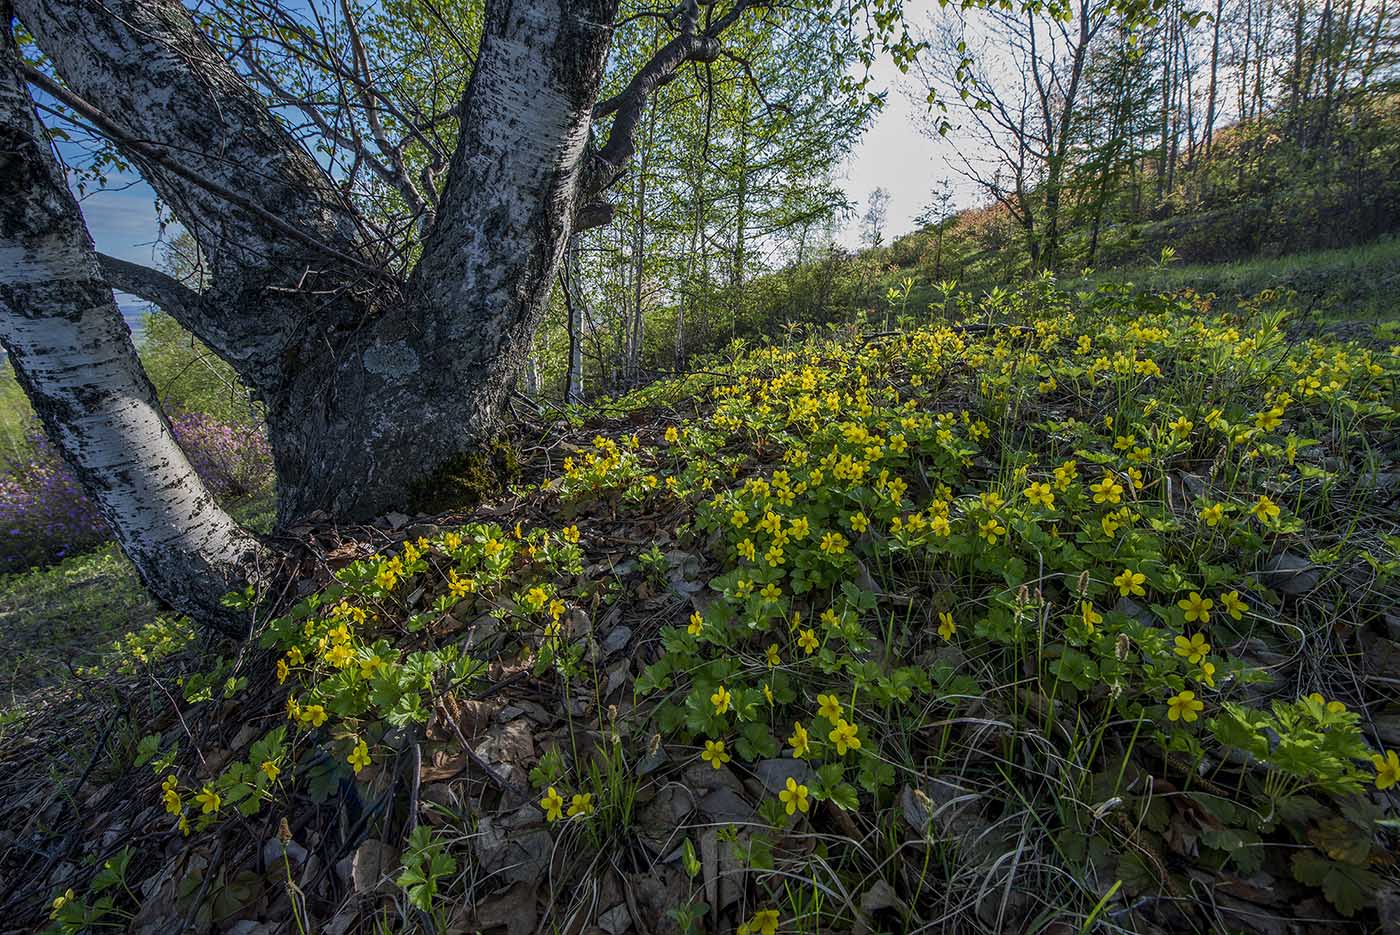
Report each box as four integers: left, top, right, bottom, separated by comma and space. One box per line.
1, 281, 1399, 935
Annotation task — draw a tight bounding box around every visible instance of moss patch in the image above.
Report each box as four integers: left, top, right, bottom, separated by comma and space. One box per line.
408, 437, 521, 515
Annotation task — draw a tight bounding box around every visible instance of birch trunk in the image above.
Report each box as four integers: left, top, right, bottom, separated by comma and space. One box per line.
0, 10, 269, 627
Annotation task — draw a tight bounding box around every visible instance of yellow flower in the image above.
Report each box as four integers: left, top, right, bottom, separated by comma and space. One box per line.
797, 628, 819, 655
568, 793, 594, 817
195, 784, 221, 815
978, 519, 1006, 544
1307, 692, 1347, 714
324, 642, 353, 669
829, 718, 861, 755
759, 582, 782, 602
788, 722, 810, 758
1199, 661, 1217, 688
763, 682, 774, 705
1024, 481, 1055, 509
1080, 601, 1102, 633
443, 531, 463, 550
738, 909, 780, 935
1169, 416, 1193, 438
710, 685, 732, 715
375, 567, 397, 591
817, 693, 843, 722
1100, 513, 1121, 537
161, 775, 182, 815
1114, 568, 1147, 597
937, 611, 956, 641
1178, 591, 1213, 624
261, 760, 280, 782
1372, 750, 1400, 791
1174, 632, 1211, 664
765, 644, 782, 667
849, 512, 869, 534
701, 739, 731, 769
1167, 690, 1205, 723
523, 586, 549, 612
788, 516, 810, 539
665, 426, 680, 443
49, 888, 74, 920
1253, 407, 1284, 431
541, 786, 565, 822
346, 739, 371, 774
779, 776, 810, 815
1053, 460, 1078, 490
447, 570, 473, 599
1220, 590, 1248, 620
1090, 475, 1123, 505
731, 509, 749, 529
1113, 434, 1135, 451
688, 611, 704, 636
300, 704, 327, 727
1250, 495, 1281, 522
1199, 503, 1225, 526
819, 531, 848, 556
276, 658, 290, 684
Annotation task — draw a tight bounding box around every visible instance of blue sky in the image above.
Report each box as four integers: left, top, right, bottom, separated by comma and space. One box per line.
73, 179, 171, 329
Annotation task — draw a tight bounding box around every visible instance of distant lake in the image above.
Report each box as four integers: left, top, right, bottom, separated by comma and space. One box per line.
119, 300, 147, 343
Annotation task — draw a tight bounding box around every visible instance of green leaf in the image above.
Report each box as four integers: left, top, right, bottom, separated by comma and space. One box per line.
1291, 851, 1378, 917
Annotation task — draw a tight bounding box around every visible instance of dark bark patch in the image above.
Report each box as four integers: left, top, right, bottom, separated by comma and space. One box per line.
407, 437, 520, 516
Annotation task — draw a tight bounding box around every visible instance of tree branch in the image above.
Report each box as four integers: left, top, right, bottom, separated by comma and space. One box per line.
586, 0, 764, 199
23, 64, 384, 281
97, 254, 206, 322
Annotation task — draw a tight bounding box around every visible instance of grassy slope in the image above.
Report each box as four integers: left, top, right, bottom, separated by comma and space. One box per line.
0, 545, 158, 703
10, 280, 1397, 934
1074, 237, 1400, 321
860, 237, 1400, 332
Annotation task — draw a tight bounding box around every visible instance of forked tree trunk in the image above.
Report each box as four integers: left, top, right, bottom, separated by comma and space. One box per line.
4, 0, 748, 626
0, 10, 270, 626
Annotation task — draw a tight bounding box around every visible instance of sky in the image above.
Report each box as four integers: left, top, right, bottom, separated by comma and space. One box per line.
835, 41, 976, 248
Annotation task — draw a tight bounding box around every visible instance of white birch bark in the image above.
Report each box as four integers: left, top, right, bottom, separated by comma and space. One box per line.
0, 10, 269, 627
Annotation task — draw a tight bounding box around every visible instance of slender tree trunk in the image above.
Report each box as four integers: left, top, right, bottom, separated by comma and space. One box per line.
731, 89, 750, 336
1204, 0, 1223, 155
0, 8, 270, 627
563, 237, 585, 404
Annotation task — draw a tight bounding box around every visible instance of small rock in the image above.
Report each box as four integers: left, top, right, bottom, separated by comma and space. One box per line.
384, 511, 411, 529
474, 808, 553, 884
461, 615, 502, 653
636, 746, 668, 777
1179, 473, 1209, 497
602, 626, 633, 655
605, 659, 630, 695
698, 787, 754, 824
405, 522, 442, 540
752, 758, 817, 794
1260, 552, 1320, 595
598, 902, 632, 935
351, 839, 400, 894
1384, 613, 1400, 643
262, 837, 308, 868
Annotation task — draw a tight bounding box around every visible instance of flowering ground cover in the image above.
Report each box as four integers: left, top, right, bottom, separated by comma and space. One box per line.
6, 282, 1399, 934
0, 412, 273, 574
